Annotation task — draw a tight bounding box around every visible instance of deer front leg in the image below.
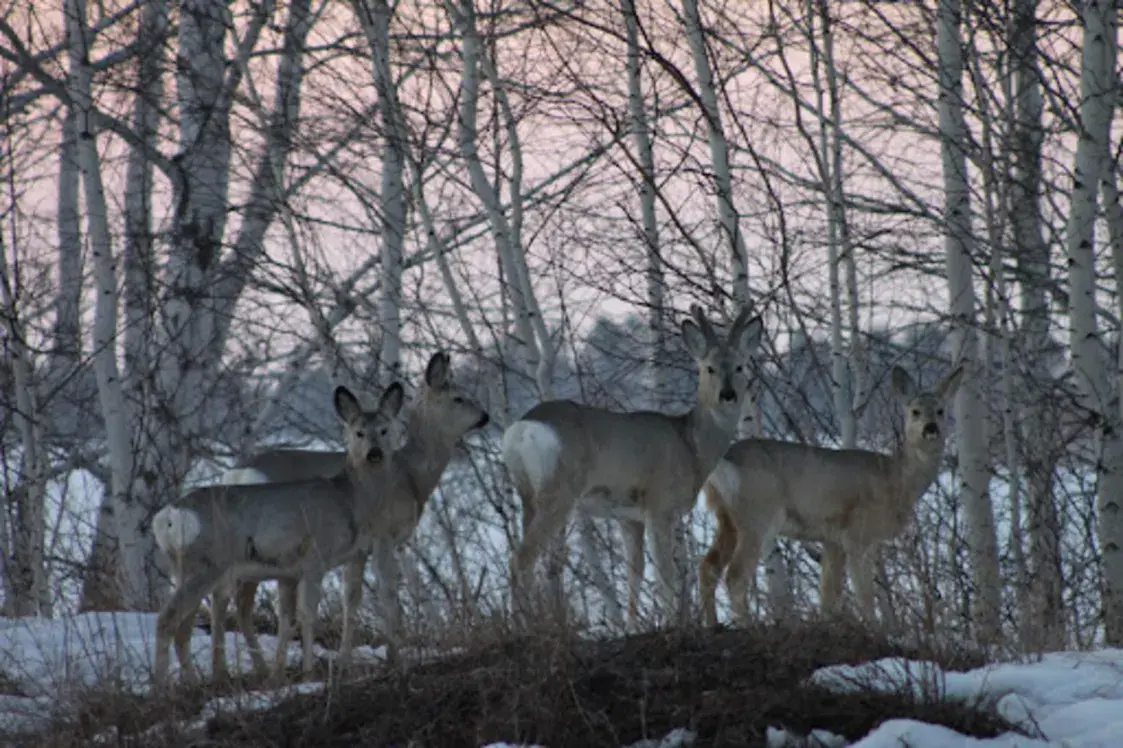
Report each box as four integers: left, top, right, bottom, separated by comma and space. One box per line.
296, 574, 324, 679
845, 545, 877, 623
819, 541, 847, 615
339, 551, 369, 672
646, 510, 681, 628
372, 541, 402, 664
620, 519, 645, 631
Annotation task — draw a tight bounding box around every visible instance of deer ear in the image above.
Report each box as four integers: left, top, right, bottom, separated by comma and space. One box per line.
891, 366, 917, 399
425, 351, 450, 388
734, 315, 764, 357
379, 382, 406, 418
333, 386, 364, 423
681, 319, 710, 358
938, 366, 965, 400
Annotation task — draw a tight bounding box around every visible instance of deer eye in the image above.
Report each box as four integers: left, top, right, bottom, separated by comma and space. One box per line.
453, 396, 464, 404
736, 365, 744, 373
911, 410, 920, 418
707, 366, 716, 374
356, 431, 366, 439
937, 409, 944, 417
379, 428, 388, 436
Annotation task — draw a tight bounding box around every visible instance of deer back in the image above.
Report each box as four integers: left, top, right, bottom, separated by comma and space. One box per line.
226, 450, 347, 485
709, 363, 965, 547
153, 383, 407, 580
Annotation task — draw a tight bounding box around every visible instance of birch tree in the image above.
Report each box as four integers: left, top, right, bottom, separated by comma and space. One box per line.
937, 0, 1002, 643
81, 0, 167, 610
621, 0, 668, 409
1066, 0, 1123, 644
446, 0, 583, 618
680, 0, 789, 617
74, 0, 316, 609
354, 0, 406, 388
1007, 0, 1064, 650
0, 226, 47, 616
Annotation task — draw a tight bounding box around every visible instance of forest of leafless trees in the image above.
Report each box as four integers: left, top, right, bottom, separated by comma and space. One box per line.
0, 0, 1120, 655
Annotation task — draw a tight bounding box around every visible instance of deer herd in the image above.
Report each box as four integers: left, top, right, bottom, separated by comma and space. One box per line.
150, 305, 963, 687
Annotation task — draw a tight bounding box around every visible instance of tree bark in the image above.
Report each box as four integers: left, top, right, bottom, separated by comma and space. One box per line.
1065, 0, 1122, 644
1008, 0, 1064, 651
938, 0, 1002, 644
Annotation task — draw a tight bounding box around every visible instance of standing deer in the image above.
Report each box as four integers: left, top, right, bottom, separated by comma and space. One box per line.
212, 351, 489, 675
698, 364, 964, 627
503, 304, 762, 626
151, 383, 407, 685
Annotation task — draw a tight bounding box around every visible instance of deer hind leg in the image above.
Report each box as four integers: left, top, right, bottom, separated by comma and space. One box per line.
699, 504, 738, 628
373, 541, 403, 664
338, 552, 369, 673
155, 564, 227, 686
819, 541, 847, 615
646, 510, 685, 628
543, 526, 568, 622
510, 485, 575, 621
273, 577, 300, 678
845, 544, 877, 623
172, 613, 196, 684
296, 574, 324, 679
621, 518, 646, 630
234, 580, 269, 677
210, 582, 231, 680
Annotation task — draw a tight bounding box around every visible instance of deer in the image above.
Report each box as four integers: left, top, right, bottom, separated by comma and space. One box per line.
208, 351, 489, 677
502, 304, 763, 627
150, 382, 407, 686
698, 363, 964, 627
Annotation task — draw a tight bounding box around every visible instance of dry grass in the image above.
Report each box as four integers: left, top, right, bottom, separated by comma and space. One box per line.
22, 616, 1020, 748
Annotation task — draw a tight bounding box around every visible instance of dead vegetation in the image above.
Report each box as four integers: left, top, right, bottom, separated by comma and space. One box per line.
19, 616, 1022, 748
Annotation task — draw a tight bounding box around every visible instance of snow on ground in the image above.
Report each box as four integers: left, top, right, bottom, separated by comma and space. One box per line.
810, 650, 1123, 747
0, 613, 1121, 745
0, 611, 384, 737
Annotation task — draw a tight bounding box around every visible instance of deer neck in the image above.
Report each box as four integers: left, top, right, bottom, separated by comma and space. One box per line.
400, 408, 458, 505
685, 400, 740, 478
893, 440, 944, 506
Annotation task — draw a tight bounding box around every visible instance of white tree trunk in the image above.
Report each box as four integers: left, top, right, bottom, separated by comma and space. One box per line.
355, 0, 406, 387
680, 0, 777, 618
49, 107, 85, 432
622, 0, 668, 412
81, 0, 169, 612
1099, 172, 1123, 645
0, 234, 47, 617
938, 0, 1001, 643
78, 0, 314, 609
1066, 0, 1122, 645
450, 0, 581, 615
1009, 0, 1063, 650
448, 0, 555, 393
810, 0, 855, 451
66, 0, 150, 609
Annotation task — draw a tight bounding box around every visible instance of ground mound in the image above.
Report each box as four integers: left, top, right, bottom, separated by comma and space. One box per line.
130, 618, 1013, 748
